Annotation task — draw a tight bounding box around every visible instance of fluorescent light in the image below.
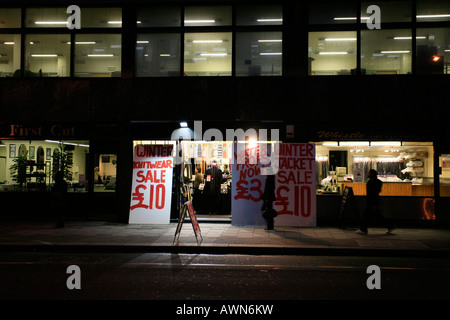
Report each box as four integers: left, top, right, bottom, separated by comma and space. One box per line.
180, 122, 188, 128
322, 142, 338, 146
257, 19, 283, 22
417, 14, 450, 19
108, 21, 122, 24
193, 40, 223, 43
380, 50, 410, 54
160, 53, 171, 57
87, 54, 114, 57
258, 39, 282, 43
318, 52, 348, 55
324, 38, 357, 41
340, 141, 370, 146
260, 52, 282, 55
394, 36, 426, 40
35, 21, 67, 25
200, 53, 227, 57
370, 141, 402, 147
334, 17, 357, 21
184, 20, 215, 24
445, 49, 450, 52
31, 54, 58, 57
136, 40, 149, 44
4, 42, 14, 45
67, 41, 96, 44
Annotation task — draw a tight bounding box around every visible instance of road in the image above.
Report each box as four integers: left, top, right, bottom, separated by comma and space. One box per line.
1, 251, 449, 301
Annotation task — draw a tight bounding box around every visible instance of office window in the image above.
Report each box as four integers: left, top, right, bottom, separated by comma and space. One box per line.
308, 31, 357, 75
361, 1, 412, 23
81, 8, 122, 28
136, 33, 180, 77
25, 34, 70, 77
236, 5, 283, 26
184, 32, 232, 76
184, 6, 232, 26
309, 2, 357, 24
26, 8, 68, 28
236, 32, 282, 76
137, 7, 181, 27
0, 8, 21, 28
417, 0, 450, 22
74, 34, 121, 77
361, 29, 412, 75
417, 28, 450, 74
0, 35, 21, 77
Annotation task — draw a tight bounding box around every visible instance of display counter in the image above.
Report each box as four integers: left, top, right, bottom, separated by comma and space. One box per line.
340, 181, 434, 197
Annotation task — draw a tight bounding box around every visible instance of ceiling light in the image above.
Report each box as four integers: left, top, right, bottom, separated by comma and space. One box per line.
394, 36, 426, 40
340, 141, 370, 146
4, 42, 14, 45
324, 38, 357, 41
136, 40, 149, 44
180, 122, 188, 128
200, 53, 227, 56
260, 52, 282, 55
380, 50, 410, 54
257, 19, 283, 22
184, 20, 215, 24
35, 21, 67, 25
31, 54, 58, 57
192, 40, 223, 43
417, 14, 450, 19
370, 141, 402, 147
318, 52, 348, 55
87, 54, 114, 57
108, 21, 122, 24
258, 39, 282, 43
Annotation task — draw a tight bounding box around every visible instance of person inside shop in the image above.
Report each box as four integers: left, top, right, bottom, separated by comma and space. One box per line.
261, 168, 277, 230
51, 170, 68, 228
356, 169, 395, 235
204, 160, 223, 214
192, 166, 203, 211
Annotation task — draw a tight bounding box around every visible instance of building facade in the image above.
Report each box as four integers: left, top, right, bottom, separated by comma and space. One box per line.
1, 0, 450, 226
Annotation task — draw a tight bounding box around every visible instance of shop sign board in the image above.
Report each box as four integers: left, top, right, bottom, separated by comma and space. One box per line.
129, 144, 174, 224
232, 143, 316, 227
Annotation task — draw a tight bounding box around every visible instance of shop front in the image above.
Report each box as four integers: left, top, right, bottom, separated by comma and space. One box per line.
128, 120, 317, 227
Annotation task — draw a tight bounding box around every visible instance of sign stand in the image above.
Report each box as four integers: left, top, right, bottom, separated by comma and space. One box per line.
173, 201, 202, 245
338, 186, 359, 228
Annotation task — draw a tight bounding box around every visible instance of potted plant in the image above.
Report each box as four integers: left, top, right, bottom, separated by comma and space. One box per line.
52, 143, 73, 182
10, 151, 28, 190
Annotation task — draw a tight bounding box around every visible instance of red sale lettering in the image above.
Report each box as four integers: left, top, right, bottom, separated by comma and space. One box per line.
135, 170, 166, 183
130, 185, 148, 210
234, 179, 262, 202
149, 184, 165, 210
277, 170, 313, 185
275, 186, 293, 215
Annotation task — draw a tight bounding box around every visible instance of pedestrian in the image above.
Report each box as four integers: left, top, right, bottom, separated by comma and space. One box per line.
261, 173, 277, 230
356, 169, 395, 235
51, 170, 68, 228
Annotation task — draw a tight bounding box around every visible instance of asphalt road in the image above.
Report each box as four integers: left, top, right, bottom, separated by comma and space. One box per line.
1, 251, 449, 301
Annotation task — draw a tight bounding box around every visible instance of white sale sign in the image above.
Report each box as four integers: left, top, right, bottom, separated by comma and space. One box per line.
129, 144, 174, 224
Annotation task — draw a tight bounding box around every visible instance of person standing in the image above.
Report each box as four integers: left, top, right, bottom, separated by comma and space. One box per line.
261, 174, 276, 230
357, 169, 395, 235
51, 170, 68, 228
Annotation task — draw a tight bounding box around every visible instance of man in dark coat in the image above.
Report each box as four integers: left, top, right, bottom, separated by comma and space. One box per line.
261, 174, 276, 230
204, 161, 223, 214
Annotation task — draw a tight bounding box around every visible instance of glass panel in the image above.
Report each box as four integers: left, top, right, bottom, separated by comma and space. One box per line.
137, 7, 181, 27
0, 35, 21, 77
361, 29, 412, 75
236, 5, 283, 26
81, 8, 122, 28
417, 0, 450, 22
184, 6, 231, 26
309, 2, 357, 24
25, 34, 70, 77
0, 8, 21, 28
417, 28, 450, 74
361, 1, 412, 23
236, 32, 282, 76
308, 31, 357, 75
136, 33, 180, 77
440, 154, 450, 197
0, 140, 89, 193
94, 154, 117, 192
74, 34, 121, 77
184, 32, 232, 76
26, 8, 68, 28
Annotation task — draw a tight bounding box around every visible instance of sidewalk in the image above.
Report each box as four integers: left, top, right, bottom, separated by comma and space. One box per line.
1, 220, 450, 257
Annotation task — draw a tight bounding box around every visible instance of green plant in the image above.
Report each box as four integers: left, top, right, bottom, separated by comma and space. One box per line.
10, 151, 28, 187
52, 143, 73, 181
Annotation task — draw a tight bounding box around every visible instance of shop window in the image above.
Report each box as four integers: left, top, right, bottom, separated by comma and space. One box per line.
0, 34, 21, 77
308, 31, 357, 75
26, 8, 68, 28
136, 33, 180, 77
315, 141, 434, 197
184, 6, 232, 26
236, 32, 282, 76
236, 5, 283, 26
0, 140, 89, 192
80, 8, 122, 28
25, 34, 70, 77
440, 154, 450, 197
308, 2, 357, 24
361, 29, 412, 75
184, 32, 232, 76
417, 0, 450, 22
137, 6, 181, 27
94, 154, 117, 192
0, 8, 21, 28
361, 2, 412, 23
416, 28, 450, 74
74, 34, 121, 77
